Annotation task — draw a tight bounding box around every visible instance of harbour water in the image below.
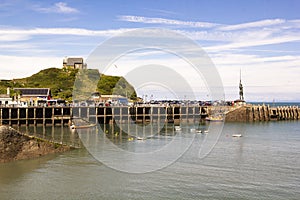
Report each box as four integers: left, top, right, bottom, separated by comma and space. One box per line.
0, 121, 299, 199
251, 102, 300, 107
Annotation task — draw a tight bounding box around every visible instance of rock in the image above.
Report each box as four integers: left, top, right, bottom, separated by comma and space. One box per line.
0, 125, 71, 163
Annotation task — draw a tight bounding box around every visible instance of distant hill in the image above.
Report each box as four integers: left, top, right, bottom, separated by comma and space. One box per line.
0, 68, 137, 102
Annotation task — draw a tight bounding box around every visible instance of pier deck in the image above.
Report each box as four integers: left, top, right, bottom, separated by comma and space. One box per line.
0, 104, 299, 126
0, 105, 209, 126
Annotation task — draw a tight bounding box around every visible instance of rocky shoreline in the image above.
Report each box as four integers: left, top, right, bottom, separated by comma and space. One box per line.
0, 125, 71, 163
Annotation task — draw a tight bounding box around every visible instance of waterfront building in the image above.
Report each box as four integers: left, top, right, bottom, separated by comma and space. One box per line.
13, 88, 51, 104
100, 95, 129, 105
0, 88, 13, 106
0, 94, 12, 106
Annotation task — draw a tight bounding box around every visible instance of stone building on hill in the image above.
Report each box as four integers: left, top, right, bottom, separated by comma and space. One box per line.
63, 57, 87, 69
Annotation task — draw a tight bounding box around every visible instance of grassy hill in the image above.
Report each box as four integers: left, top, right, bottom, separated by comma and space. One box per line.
0, 68, 137, 102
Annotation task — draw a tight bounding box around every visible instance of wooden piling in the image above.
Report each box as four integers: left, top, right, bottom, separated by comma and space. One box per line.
1, 104, 300, 127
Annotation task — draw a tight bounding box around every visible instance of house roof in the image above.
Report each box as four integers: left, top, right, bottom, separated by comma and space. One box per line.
64, 57, 83, 66
101, 95, 126, 99
0, 94, 10, 98
13, 88, 51, 96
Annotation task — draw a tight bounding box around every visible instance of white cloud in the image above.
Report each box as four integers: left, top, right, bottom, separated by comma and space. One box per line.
118, 15, 300, 51
0, 27, 130, 38
0, 55, 62, 79
179, 29, 273, 42
144, 8, 177, 16
54, 2, 78, 13
1, 20, 299, 52
0, 43, 35, 49
118, 15, 291, 32
34, 2, 79, 14
0, 34, 30, 41
204, 34, 300, 51
219, 19, 285, 31
118, 15, 218, 28
210, 53, 300, 66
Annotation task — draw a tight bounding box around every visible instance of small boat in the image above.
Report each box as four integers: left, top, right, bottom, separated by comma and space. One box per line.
136, 137, 145, 140
190, 128, 196, 133
232, 134, 242, 137
196, 130, 202, 133
70, 118, 97, 129
203, 130, 209, 134
70, 124, 96, 129
205, 116, 224, 122
175, 126, 182, 131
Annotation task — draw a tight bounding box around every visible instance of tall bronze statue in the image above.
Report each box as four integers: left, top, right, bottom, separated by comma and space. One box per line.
239, 69, 244, 100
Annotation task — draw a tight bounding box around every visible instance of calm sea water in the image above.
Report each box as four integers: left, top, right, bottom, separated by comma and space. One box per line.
0, 121, 299, 200
250, 102, 300, 107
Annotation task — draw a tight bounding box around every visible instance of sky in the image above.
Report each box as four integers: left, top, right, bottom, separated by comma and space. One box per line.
0, 0, 300, 101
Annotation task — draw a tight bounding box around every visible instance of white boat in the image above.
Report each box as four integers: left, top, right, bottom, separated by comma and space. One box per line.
136, 136, 145, 140
175, 126, 182, 131
196, 130, 202, 133
190, 128, 196, 133
70, 124, 96, 129
203, 130, 209, 134
232, 134, 242, 137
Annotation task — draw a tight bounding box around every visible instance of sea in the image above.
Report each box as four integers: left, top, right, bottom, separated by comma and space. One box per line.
250, 102, 300, 107
0, 120, 299, 200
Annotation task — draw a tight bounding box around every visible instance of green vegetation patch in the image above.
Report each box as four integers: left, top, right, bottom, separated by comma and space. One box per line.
0, 68, 137, 102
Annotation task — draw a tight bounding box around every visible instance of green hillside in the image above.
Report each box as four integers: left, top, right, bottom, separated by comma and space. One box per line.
0, 68, 137, 102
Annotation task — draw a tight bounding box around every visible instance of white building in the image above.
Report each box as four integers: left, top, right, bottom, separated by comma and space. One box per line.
0, 94, 12, 106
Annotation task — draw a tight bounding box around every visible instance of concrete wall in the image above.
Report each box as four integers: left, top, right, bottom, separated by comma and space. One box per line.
225, 106, 250, 122
225, 105, 300, 122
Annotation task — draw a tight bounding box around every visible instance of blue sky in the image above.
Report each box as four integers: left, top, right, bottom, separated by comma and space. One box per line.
1, 0, 300, 101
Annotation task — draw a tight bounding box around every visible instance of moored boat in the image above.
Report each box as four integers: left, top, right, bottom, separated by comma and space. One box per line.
232, 134, 242, 137
175, 126, 182, 131
70, 124, 96, 129
205, 116, 224, 122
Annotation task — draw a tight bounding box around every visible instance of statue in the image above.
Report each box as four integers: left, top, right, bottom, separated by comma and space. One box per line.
239, 80, 244, 100
239, 69, 244, 101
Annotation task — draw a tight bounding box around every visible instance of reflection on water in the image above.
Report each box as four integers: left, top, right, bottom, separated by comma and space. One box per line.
14, 125, 81, 148
0, 121, 299, 199
77, 121, 216, 173
99, 122, 210, 143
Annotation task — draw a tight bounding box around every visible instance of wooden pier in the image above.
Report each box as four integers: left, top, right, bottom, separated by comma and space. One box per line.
0, 106, 72, 126
0, 105, 209, 126
1, 104, 299, 126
